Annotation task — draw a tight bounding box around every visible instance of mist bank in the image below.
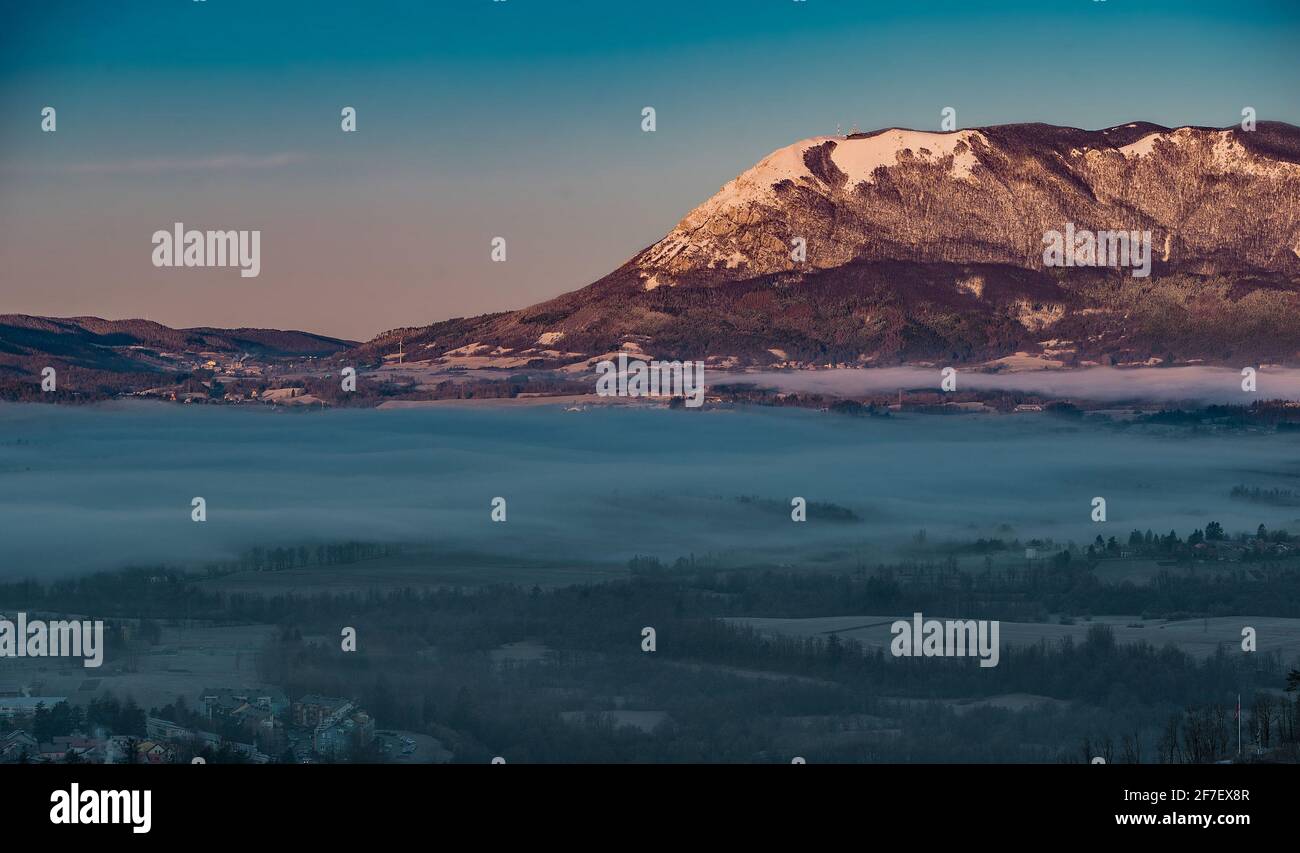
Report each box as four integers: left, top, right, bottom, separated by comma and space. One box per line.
729, 366, 1300, 404
1, 400, 1299, 578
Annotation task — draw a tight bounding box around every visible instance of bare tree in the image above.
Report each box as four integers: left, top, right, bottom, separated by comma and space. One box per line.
1252, 694, 1274, 750
1121, 731, 1142, 764
1159, 715, 1181, 764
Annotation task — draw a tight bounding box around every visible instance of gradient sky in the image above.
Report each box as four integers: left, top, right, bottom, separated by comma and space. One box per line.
2, 0, 1297, 341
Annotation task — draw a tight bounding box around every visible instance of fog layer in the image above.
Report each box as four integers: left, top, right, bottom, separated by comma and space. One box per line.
1, 400, 1298, 577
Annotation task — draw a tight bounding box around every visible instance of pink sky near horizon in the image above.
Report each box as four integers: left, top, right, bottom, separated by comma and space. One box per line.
0, 165, 675, 342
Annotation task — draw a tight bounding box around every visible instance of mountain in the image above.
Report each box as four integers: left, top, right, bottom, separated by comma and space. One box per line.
0, 314, 354, 387
351, 121, 1300, 370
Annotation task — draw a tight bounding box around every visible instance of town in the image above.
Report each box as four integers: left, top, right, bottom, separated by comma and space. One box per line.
0, 688, 420, 764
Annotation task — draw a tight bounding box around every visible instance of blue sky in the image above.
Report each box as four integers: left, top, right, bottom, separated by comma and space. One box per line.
2, 0, 1297, 339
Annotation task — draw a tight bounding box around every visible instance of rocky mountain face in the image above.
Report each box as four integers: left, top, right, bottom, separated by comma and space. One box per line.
639, 123, 1300, 282
355, 122, 1300, 370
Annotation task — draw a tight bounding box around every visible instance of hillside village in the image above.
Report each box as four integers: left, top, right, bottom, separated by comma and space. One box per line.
0, 687, 423, 765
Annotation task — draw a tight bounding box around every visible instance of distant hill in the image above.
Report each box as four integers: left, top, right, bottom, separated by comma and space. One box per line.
0, 315, 354, 393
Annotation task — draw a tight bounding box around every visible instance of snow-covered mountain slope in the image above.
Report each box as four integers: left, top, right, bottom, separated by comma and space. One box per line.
633, 123, 1300, 285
